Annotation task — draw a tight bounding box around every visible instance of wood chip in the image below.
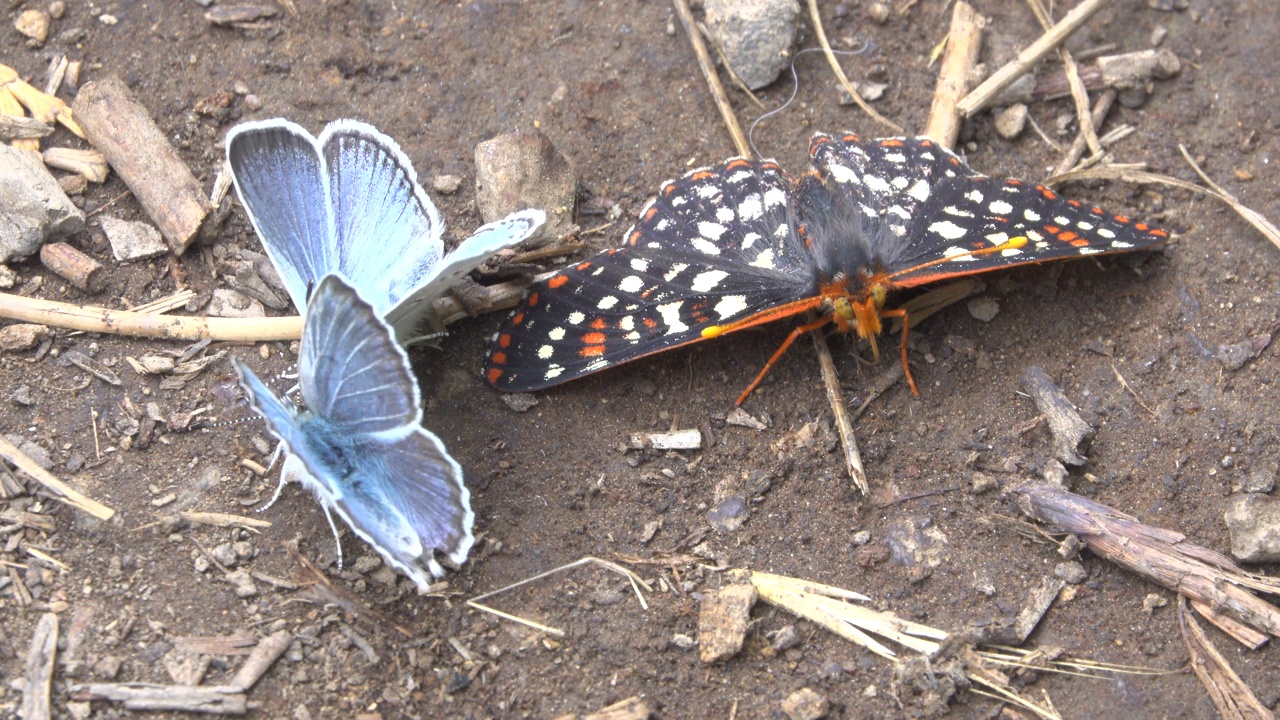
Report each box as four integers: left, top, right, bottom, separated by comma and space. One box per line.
0, 435, 114, 520
697, 583, 757, 663
20, 613, 58, 720
628, 429, 702, 451
227, 630, 292, 692
63, 350, 122, 386
72, 75, 212, 254
179, 510, 272, 530
39, 242, 104, 293
171, 630, 259, 656
69, 684, 246, 714
1020, 366, 1093, 466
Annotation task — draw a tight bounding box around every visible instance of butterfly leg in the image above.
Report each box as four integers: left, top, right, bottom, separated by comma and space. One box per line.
321, 502, 346, 570
736, 315, 834, 406
878, 308, 919, 396
258, 457, 290, 513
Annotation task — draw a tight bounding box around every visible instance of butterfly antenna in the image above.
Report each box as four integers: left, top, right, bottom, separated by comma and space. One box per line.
400, 331, 449, 349
748, 43, 874, 159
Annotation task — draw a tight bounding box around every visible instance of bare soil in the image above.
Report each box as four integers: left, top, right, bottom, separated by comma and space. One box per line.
3, 0, 1279, 718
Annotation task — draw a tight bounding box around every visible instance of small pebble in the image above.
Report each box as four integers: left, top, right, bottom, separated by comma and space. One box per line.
967, 297, 1000, 322
99, 13, 118, 25
1053, 561, 1087, 584
244, 94, 262, 111
771, 624, 800, 652
782, 687, 829, 720
867, 2, 889, 23
431, 175, 463, 195
1142, 593, 1168, 614
994, 104, 1028, 139
670, 633, 696, 650
851, 530, 871, 546
49, 2, 66, 20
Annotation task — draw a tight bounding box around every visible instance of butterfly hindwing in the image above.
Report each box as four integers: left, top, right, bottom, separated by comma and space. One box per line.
485, 159, 814, 391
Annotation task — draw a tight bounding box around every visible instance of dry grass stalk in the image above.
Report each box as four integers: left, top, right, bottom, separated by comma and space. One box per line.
179, 510, 272, 531
1179, 598, 1275, 720
468, 556, 652, 638
671, 0, 751, 157
805, 0, 902, 134
957, 0, 1113, 116
807, 311, 867, 494
1050, 88, 1117, 177
0, 435, 114, 520
1014, 482, 1280, 643
1046, 152, 1280, 254
0, 62, 84, 137
20, 613, 58, 720
42, 147, 109, 183
923, 1, 985, 150
1024, 0, 1102, 159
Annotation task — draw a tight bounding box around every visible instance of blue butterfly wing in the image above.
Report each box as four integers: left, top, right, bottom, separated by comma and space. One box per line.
226, 120, 335, 313
319, 121, 445, 318
299, 275, 421, 434
231, 357, 309, 453
329, 424, 474, 582
384, 208, 546, 339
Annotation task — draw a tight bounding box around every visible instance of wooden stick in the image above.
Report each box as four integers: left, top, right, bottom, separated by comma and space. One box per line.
39, 242, 104, 294
672, 0, 751, 157
806, 0, 902, 134
924, 1, 984, 149
20, 613, 58, 720
956, 0, 1113, 117
0, 435, 114, 520
1021, 366, 1094, 466
808, 314, 867, 494
69, 684, 246, 714
72, 75, 212, 255
227, 630, 291, 692
1024, 0, 1102, 160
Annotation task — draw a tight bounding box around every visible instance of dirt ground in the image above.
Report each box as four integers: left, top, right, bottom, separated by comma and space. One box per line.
2, 0, 1280, 717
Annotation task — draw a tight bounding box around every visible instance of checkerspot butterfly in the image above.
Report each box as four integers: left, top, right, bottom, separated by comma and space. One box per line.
484, 132, 1167, 404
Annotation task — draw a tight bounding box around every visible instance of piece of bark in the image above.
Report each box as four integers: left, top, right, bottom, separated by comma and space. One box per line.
72, 75, 211, 255
0, 115, 53, 141
584, 697, 654, 720
628, 429, 702, 451
1015, 482, 1280, 643
227, 630, 291, 692
39, 242, 104, 293
698, 583, 757, 663
20, 613, 58, 720
1020, 366, 1093, 466
1179, 599, 1274, 720
69, 684, 246, 714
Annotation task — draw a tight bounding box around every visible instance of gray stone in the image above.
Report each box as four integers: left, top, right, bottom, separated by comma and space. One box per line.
18, 440, 52, 469
1053, 561, 1087, 584
708, 495, 749, 532
0, 264, 15, 288
782, 688, 829, 720
475, 129, 575, 247
705, 0, 800, 90
1225, 493, 1280, 563
100, 215, 167, 261
15, 9, 50, 44
771, 624, 800, 652
431, 174, 462, 195
0, 144, 85, 263
0, 324, 50, 352
1234, 467, 1277, 494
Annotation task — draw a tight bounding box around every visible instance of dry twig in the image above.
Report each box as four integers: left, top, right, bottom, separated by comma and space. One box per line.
924, 1, 984, 150
1179, 598, 1274, 720
0, 435, 114, 520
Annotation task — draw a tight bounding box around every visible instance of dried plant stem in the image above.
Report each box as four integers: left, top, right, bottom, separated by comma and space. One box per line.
806, 0, 902, 134
807, 312, 867, 494
672, 0, 751, 157
0, 435, 114, 520
1050, 88, 1116, 177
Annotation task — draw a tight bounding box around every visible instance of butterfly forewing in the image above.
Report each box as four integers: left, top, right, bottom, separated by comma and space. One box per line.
300, 275, 421, 434
227, 120, 336, 312
485, 159, 814, 391
232, 358, 309, 451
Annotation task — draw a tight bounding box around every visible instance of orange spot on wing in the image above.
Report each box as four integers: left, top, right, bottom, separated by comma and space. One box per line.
487, 368, 504, 384
548, 275, 569, 289
880, 139, 904, 147
1150, 229, 1169, 238
579, 345, 605, 358
628, 231, 641, 246
577, 261, 593, 271
841, 133, 859, 143
689, 170, 715, 182
1068, 199, 1081, 207
512, 312, 525, 325
1007, 179, 1023, 186
920, 139, 934, 147
1114, 215, 1130, 224
1036, 185, 1057, 200
527, 292, 540, 307
1135, 222, 1149, 231
1044, 226, 1061, 235
1059, 231, 1078, 242
643, 318, 658, 329
490, 351, 507, 365
582, 332, 607, 345
498, 333, 512, 348
725, 158, 751, 171
1070, 238, 1089, 247
643, 206, 659, 222
590, 318, 607, 330
1091, 207, 1104, 215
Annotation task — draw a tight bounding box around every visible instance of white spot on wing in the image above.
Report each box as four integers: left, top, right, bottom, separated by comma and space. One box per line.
943, 246, 976, 261
691, 237, 721, 255
664, 263, 689, 281
618, 275, 645, 293
741, 232, 761, 249
1078, 247, 1103, 255
864, 174, 892, 194
749, 248, 775, 269
966, 190, 984, 203
597, 296, 619, 310
619, 316, 635, 331
690, 270, 729, 293
764, 187, 788, 207
696, 184, 720, 199
657, 302, 688, 335
989, 200, 1013, 215
630, 258, 649, 272
888, 206, 911, 219
884, 152, 907, 164
1024, 209, 1041, 222
907, 179, 930, 202
828, 164, 860, 184
891, 176, 909, 190
716, 206, 735, 223
548, 327, 566, 340
985, 232, 1010, 245
1054, 216, 1071, 226
1097, 228, 1116, 239
945, 205, 974, 218
928, 220, 968, 240
585, 358, 609, 372
1000, 248, 1023, 257
544, 365, 564, 380
1076, 221, 1093, 230
714, 295, 748, 319
698, 222, 727, 240
738, 194, 764, 221
568, 311, 585, 325
1111, 240, 1134, 248
537, 345, 553, 359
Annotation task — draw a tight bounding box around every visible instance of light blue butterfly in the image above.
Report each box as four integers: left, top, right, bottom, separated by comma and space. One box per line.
232, 274, 473, 589
225, 118, 545, 340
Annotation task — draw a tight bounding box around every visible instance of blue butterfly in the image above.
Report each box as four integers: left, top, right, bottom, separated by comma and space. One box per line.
233, 274, 473, 589
225, 118, 545, 340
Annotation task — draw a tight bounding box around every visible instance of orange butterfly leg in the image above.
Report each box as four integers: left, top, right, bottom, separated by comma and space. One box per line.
878, 308, 919, 396
736, 315, 834, 406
